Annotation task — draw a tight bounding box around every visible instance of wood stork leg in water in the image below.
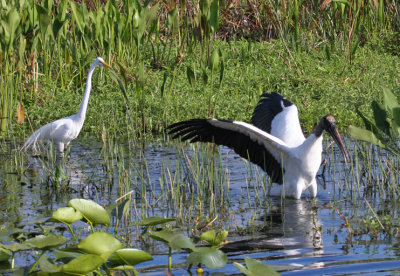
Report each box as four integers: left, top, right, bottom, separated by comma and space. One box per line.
22, 57, 112, 153
167, 93, 350, 199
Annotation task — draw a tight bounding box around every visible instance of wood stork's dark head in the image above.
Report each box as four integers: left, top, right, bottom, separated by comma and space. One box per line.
316, 115, 350, 163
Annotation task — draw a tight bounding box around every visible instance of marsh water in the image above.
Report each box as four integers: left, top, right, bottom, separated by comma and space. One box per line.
1, 137, 400, 275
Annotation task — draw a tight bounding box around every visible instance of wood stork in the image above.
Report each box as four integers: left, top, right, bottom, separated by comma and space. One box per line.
167, 93, 349, 199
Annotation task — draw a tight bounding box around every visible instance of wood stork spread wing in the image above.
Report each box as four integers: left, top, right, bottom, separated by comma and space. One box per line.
167, 118, 290, 184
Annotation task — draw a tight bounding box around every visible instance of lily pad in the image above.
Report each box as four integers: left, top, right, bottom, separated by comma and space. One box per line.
233, 257, 280, 276
109, 248, 153, 266
61, 254, 105, 275
51, 207, 83, 225
150, 230, 194, 250
135, 216, 176, 226
187, 247, 227, 269
77, 232, 123, 260
0, 242, 31, 252
0, 247, 10, 262
68, 199, 110, 225
0, 228, 21, 242
23, 234, 69, 250
53, 248, 84, 263
37, 254, 59, 273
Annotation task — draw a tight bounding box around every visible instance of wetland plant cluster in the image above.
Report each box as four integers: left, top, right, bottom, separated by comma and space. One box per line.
2, 0, 400, 275
0, 198, 278, 275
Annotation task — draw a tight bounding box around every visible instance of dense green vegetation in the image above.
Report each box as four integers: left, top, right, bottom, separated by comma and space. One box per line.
1, 0, 400, 141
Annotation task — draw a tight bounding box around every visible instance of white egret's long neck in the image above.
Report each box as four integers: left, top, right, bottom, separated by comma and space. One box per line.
76, 62, 97, 123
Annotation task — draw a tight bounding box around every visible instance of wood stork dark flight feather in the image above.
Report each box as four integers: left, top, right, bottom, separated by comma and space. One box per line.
167, 93, 350, 199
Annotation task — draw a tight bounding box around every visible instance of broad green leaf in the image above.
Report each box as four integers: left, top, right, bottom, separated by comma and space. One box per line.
68, 199, 110, 225
187, 247, 227, 269
209, 0, 219, 33
348, 126, 386, 148
234, 257, 280, 276
1, 7, 20, 50
200, 230, 216, 245
210, 49, 220, 73
371, 101, 390, 135
355, 108, 386, 142
392, 107, 400, 135
167, 9, 178, 32
187, 66, 195, 87
53, 248, 84, 263
52, 18, 66, 39
61, 254, 104, 275
200, 230, 228, 246
37, 254, 59, 272
0, 242, 31, 252
150, 230, 194, 250
70, 1, 84, 34
0, 228, 21, 242
36, 4, 50, 37
136, 217, 176, 227
383, 87, 400, 112
24, 234, 69, 250
77, 232, 123, 260
0, 247, 10, 262
109, 248, 153, 266
52, 207, 83, 225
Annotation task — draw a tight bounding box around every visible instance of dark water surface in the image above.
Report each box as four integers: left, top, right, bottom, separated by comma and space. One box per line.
1, 137, 400, 275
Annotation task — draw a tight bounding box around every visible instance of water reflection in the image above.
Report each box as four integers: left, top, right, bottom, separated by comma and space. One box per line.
224, 199, 323, 256
1, 138, 400, 274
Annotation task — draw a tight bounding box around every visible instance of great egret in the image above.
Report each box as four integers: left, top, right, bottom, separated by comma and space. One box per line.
22, 57, 112, 153
167, 93, 349, 199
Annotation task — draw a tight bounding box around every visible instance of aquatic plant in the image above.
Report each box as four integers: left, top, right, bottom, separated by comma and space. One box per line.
0, 199, 153, 275
349, 87, 400, 156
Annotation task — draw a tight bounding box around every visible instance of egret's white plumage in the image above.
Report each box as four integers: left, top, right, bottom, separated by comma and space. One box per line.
168, 93, 349, 199
22, 57, 112, 153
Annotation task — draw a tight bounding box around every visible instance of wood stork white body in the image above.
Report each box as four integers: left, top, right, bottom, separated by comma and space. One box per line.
22, 57, 112, 153
167, 93, 349, 199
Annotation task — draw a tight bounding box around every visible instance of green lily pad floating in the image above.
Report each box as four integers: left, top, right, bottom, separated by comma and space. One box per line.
109, 248, 153, 266
61, 254, 105, 275
135, 216, 176, 226
53, 248, 84, 263
0, 241, 31, 252
0, 247, 10, 262
150, 230, 194, 250
187, 247, 227, 269
51, 207, 83, 225
0, 228, 21, 242
68, 199, 110, 225
77, 232, 123, 260
37, 254, 59, 273
233, 257, 280, 276
23, 234, 69, 251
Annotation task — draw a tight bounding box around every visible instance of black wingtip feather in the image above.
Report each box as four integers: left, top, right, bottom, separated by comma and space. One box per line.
167, 118, 284, 184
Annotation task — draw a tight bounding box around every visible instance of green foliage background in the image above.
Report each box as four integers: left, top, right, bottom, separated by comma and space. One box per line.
0, 0, 399, 140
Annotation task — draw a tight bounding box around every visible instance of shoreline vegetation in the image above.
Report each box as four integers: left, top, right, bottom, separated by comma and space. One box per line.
1, 0, 400, 141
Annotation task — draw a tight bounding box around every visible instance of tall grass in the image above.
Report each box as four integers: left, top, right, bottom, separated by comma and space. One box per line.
1, 0, 399, 138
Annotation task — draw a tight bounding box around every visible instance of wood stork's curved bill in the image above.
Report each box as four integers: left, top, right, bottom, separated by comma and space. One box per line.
167, 93, 349, 199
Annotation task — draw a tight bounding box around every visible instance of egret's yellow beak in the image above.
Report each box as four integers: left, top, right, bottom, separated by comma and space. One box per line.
101, 61, 112, 69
